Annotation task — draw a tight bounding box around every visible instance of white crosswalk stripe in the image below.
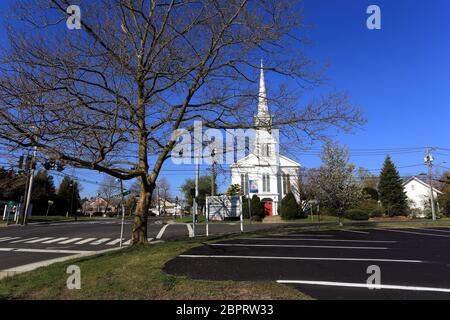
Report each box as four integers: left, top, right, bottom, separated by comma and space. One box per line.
74, 238, 97, 244
0, 237, 21, 242
59, 237, 83, 244
10, 237, 38, 243
0, 236, 131, 246
25, 237, 54, 243
106, 238, 123, 245
42, 237, 69, 244
90, 238, 111, 245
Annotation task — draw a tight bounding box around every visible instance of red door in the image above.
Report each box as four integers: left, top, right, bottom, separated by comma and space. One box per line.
263, 201, 273, 216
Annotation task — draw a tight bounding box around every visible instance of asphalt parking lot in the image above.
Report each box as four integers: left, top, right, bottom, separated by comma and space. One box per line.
164, 227, 450, 300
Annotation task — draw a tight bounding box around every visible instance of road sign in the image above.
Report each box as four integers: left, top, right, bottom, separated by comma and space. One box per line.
112, 190, 131, 198
7, 201, 14, 209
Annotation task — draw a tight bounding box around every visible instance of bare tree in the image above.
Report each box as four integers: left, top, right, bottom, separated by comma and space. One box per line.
156, 176, 171, 214
0, 0, 364, 244
98, 175, 121, 215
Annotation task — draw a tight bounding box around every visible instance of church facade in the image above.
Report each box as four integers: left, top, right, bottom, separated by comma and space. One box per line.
230, 63, 301, 216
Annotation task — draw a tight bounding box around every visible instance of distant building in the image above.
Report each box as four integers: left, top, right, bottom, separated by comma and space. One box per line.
230, 62, 301, 216
149, 198, 182, 216
402, 176, 443, 216
83, 197, 118, 216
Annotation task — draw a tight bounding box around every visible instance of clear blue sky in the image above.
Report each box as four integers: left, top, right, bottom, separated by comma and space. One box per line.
0, 0, 449, 198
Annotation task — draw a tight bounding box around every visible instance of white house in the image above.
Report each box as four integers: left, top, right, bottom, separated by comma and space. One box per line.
230, 62, 301, 216
402, 176, 443, 214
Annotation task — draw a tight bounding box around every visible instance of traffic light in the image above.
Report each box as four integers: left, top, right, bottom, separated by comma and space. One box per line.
18, 156, 24, 170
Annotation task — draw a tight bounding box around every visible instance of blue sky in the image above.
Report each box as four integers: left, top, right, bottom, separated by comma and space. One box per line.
0, 0, 449, 198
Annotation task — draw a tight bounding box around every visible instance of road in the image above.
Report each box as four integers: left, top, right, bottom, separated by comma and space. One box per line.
164, 227, 450, 300
0, 217, 281, 271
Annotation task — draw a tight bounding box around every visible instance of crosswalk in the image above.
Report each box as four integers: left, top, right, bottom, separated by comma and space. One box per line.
0, 236, 133, 246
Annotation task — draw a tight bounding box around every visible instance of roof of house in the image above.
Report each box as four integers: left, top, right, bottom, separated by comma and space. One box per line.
402, 176, 443, 195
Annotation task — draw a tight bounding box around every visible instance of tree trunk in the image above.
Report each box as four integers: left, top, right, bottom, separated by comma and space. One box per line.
131, 179, 153, 245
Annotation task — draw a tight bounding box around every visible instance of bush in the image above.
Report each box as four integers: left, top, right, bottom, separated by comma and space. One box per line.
249, 195, 265, 221
357, 199, 384, 218
280, 193, 299, 220
344, 209, 369, 221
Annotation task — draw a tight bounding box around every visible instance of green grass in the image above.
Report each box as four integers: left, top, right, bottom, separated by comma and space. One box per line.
2, 218, 450, 300
0, 240, 310, 300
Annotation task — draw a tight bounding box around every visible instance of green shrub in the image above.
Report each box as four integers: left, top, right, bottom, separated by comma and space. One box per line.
344, 209, 369, 221
280, 193, 299, 220
250, 195, 265, 220
356, 199, 384, 218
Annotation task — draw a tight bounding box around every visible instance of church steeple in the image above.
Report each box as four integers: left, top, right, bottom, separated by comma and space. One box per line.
255, 60, 272, 129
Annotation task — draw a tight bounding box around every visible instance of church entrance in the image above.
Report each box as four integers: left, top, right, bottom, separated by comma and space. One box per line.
262, 199, 273, 216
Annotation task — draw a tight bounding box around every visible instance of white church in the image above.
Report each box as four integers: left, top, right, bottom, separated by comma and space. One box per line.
230, 63, 301, 216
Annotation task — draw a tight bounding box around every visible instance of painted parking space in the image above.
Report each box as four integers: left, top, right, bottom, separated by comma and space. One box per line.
164, 228, 450, 299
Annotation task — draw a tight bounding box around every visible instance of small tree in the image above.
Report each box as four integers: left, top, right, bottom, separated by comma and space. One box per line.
315, 142, 364, 223
250, 195, 265, 221
280, 193, 300, 220
226, 184, 242, 196
378, 155, 409, 216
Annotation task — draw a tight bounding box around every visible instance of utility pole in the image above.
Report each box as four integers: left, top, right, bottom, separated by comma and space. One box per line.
425, 148, 437, 221
118, 179, 125, 248
210, 148, 216, 196
23, 146, 37, 225
192, 160, 200, 237
156, 182, 160, 216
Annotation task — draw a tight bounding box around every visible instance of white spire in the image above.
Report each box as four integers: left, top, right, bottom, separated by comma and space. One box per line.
258, 59, 269, 115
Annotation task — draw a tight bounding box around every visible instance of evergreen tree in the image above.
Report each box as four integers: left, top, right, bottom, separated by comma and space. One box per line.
378, 155, 409, 216
280, 192, 300, 220
56, 176, 81, 216
31, 170, 57, 215
438, 172, 450, 217
250, 195, 265, 221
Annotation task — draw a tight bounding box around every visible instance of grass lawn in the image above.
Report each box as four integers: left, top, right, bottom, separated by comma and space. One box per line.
0, 238, 310, 300
1, 219, 450, 299
26, 215, 94, 223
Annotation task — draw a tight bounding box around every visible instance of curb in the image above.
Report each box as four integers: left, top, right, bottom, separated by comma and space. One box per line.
0, 247, 121, 280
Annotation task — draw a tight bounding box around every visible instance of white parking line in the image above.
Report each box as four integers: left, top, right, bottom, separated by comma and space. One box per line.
25, 237, 54, 243
74, 238, 96, 245
210, 243, 389, 250
383, 229, 450, 238
341, 230, 370, 235
90, 238, 111, 245
276, 280, 450, 293
413, 228, 450, 234
156, 224, 170, 239
59, 238, 83, 244
240, 238, 396, 243
42, 237, 69, 244
283, 234, 334, 237
179, 254, 423, 263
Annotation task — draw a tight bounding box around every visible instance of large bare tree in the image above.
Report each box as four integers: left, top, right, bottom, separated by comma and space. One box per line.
0, 0, 364, 244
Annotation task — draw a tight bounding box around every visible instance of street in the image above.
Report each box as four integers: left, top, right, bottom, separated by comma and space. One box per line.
0, 218, 281, 271
164, 227, 450, 300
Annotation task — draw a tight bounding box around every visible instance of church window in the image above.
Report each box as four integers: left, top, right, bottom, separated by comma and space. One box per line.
262, 174, 271, 192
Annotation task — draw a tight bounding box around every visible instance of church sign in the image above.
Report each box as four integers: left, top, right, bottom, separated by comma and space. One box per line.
249, 180, 259, 193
